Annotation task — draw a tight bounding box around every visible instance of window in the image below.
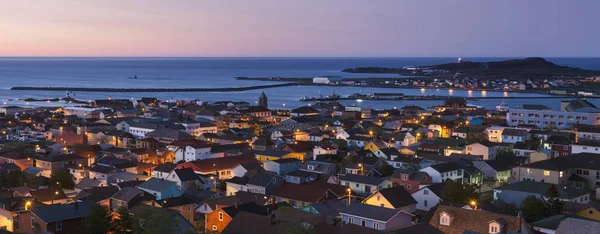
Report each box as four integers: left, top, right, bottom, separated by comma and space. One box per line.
212, 225, 217, 231
31, 218, 35, 228
440, 213, 450, 226
424, 190, 429, 195
218, 212, 223, 221
424, 200, 428, 207
589, 210, 594, 215
377, 196, 380, 201
361, 220, 366, 227
526, 169, 532, 174
56, 221, 63, 231
584, 170, 590, 176
406, 184, 412, 189
560, 171, 563, 178
491, 225, 498, 233
348, 217, 353, 224
544, 171, 550, 176
401, 175, 408, 180
373, 222, 379, 230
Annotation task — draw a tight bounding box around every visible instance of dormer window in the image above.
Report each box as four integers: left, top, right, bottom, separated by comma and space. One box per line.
440, 212, 451, 226
307, 165, 314, 170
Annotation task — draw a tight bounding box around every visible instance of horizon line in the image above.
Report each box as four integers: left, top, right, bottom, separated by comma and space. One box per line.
1, 56, 600, 59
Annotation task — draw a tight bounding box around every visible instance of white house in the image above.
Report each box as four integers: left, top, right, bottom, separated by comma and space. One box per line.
571, 141, 600, 155
501, 128, 528, 144
411, 183, 444, 211
419, 162, 464, 183
312, 76, 342, 84
175, 144, 212, 162
177, 121, 218, 137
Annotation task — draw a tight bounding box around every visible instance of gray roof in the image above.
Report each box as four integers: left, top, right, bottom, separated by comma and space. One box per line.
107, 172, 149, 184
429, 162, 463, 173
556, 217, 600, 234
338, 174, 387, 186
30, 200, 94, 223
499, 181, 589, 199
146, 129, 194, 139
520, 153, 600, 171
139, 178, 178, 192
111, 187, 145, 202
340, 203, 403, 222
173, 168, 199, 182
75, 178, 105, 190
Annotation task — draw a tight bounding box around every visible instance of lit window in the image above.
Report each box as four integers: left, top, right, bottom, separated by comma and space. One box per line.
560, 171, 563, 178
212, 225, 217, 230
526, 169, 532, 174
218, 212, 223, 221
544, 171, 550, 176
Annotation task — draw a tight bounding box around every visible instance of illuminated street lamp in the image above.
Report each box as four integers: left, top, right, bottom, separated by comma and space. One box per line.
347, 188, 352, 206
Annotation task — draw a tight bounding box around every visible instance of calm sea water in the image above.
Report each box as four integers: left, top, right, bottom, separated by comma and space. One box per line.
1, 57, 599, 110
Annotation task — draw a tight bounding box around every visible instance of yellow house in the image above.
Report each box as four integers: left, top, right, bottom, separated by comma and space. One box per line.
362, 186, 417, 213
364, 140, 389, 153
255, 151, 293, 162
574, 204, 600, 221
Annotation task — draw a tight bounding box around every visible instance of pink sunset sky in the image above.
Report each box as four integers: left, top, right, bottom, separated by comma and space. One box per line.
1, 0, 599, 57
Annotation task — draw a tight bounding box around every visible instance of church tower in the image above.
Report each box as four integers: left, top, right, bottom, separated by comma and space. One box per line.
258, 92, 268, 108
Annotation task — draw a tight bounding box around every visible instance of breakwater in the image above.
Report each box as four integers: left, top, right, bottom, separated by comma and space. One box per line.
10, 83, 300, 93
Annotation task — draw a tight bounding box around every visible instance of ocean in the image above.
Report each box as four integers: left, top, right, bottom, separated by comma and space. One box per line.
1, 57, 599, 110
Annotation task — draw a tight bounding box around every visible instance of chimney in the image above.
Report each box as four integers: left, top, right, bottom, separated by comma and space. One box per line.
74, 202, 79, 210
234, 202, 238, 209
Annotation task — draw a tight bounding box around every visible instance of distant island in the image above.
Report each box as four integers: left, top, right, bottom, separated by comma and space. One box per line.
342, 57, 600, 80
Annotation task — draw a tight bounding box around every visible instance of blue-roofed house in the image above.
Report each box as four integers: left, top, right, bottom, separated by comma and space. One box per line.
138, 178, 183, 200
19, 201, 94, 234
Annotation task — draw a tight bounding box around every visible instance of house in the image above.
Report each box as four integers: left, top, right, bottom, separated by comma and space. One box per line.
373, 147, 401, 160
19, 201, 94, 234
501, 128, 529, 144
338, 174, 393, 196
485, 126, 505, 142
290, 106, 319, 117
412, 183, 444, 211
576, 124, 600, 142
165, 168, 202, 190
544, 135, 574, 157
301, 199, 346, 220
340, 203, 414, 231
35, 154, 88, 174
272, 183, 338, 208
263, 158, 302, 176
142, 196, 197, 225
511, 153, 600, 190
362, 186, 417, 213
420, 162, 464, 183
389, 169, 432, 194
254, 150, 293, 162
472, 160, 517, 184
177, 155, 259, 180
465, 141, 512, 160
428, 204, 525, 234
28, 188, 69, 205
205, 202, 271, 233
225, 171, 282, 196
231, 162, 263, 178
152, 162, 176, 179
299, 160, 337, 175
138, 178, 183, 200
146, 129, 195, 144
109, 187, 154, 212
195, 192, 267, 214
174, 141, 212, 163
494, 181, 590, 206
555, 218, 600, 234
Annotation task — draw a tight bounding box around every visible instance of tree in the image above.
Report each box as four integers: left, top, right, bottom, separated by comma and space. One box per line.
333, 139, 348, 151
131, 206, 175, 234
494, 199, 519, 216
50, 169, 75, 189
81, 204, 112, 234
376, 165, 395, 177
112, 207, 136, 234
520, 195, 546, 222
544, 184, 564, 216
441, 180, 480, 204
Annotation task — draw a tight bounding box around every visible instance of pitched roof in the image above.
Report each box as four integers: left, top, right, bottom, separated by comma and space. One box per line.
340, 203, 405, 222
153, 162, 176, 173
499, 181, 589, 199
501, 128, 528, 136
138, 178, 178, 192
146, 129, 194, 139
272, 183, 334, 203
181, 155, 258, 172
429, 162, 463, 173
111, 187, 145, 202
173, 168, 199, 182
75, 186, 120, 203
555, 217, 600, 234
428, 205, 521, 234
422, 183, 445, 198
30, 201, 95, 223
29, 188, 68, 202
520, 153, 600, 171
338, 174, 387, 186
375, 186, 417, 208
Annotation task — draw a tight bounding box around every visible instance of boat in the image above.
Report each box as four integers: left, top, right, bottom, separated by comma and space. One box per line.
129, 75, 138, 79
496, 100, 509, 112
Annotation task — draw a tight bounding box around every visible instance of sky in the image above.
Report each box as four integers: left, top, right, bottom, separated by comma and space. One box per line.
0, 0, 599, 57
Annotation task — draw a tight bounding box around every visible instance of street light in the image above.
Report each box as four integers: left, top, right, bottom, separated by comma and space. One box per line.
358, 163, 363, 175
347, 188, 352, 206
470, 200, 477, 210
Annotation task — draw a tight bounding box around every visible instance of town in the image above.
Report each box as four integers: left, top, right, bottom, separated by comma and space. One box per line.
0, 92, 599, 234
